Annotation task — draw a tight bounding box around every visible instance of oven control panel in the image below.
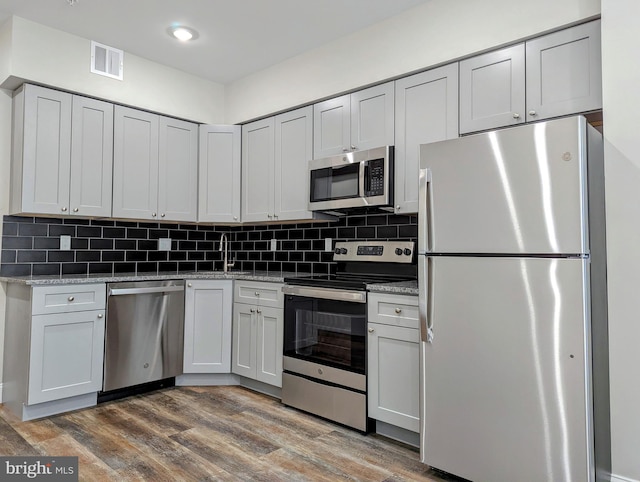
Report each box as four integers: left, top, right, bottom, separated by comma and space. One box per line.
333, 241, 414, 263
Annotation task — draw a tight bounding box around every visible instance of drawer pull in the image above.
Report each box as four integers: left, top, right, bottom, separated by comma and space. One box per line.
395, 308, 402, 314
368, 328, 375, 333
68, 296, 75, 302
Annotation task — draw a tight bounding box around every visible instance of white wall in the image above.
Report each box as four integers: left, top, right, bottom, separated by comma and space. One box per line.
225, 0, 600, 123
3, 16, 226, 125
601, 1, 640, 480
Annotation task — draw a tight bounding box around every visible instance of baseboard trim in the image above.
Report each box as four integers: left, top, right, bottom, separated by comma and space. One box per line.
611, 474, 640, 482
175, 373, 240, 386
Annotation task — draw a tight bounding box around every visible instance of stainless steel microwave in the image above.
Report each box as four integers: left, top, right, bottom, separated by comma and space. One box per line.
308, 146, 394, 212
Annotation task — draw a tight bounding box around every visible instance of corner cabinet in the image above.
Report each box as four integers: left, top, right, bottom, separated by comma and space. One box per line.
3, 283, 106, 421
394, 63, 459, 214
232, 281, 284, 387
242, 106, 325, 223
313, 82, 394, 159
183, 279, 233, 373
367, 292, 420, 433
460, 20, 601, 134
198, 125, 242, 223
113, 106, 198, 222
10, 84, 114, 217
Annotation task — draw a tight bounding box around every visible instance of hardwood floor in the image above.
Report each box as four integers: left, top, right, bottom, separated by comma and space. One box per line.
0, 386, 455, 481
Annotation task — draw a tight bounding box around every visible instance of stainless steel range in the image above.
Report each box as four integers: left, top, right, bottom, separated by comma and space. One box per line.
281, 240, 416, 431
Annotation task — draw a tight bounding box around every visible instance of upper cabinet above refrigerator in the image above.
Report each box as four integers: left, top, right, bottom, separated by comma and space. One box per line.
459, 20, 602, 134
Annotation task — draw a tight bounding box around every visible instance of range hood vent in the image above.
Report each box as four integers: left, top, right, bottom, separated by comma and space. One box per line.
91, 41, 123, 80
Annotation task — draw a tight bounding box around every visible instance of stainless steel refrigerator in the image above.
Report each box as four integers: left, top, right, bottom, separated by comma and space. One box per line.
417, 116, 610, 482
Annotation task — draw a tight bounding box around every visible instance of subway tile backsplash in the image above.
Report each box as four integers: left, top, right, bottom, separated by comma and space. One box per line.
0, 213, 417, 277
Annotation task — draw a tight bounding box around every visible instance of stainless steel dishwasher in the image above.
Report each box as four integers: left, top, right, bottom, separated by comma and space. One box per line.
103, 280, 184, 392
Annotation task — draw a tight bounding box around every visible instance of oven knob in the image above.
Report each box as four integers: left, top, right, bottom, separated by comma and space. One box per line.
404, 248, 412, 256
334, 248, 341, 255
395, 248, 403, 256
340, 248, 348, 255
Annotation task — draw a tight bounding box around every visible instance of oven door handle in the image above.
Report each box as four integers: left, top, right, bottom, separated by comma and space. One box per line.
283, 285, 366, 303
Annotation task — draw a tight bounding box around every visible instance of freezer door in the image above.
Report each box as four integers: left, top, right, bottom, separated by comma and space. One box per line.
420, 256, 593, 482
419, 116, 589, 255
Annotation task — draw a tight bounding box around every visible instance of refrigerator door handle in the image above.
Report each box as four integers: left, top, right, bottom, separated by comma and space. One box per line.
418, 168, 433, 254
418, 255, 435, 343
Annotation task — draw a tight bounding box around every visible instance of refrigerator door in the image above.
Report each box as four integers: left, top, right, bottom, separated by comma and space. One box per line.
419, 116, 588, 255
420, 256, 593, 482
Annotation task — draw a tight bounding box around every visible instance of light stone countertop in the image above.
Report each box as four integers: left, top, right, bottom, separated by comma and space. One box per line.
0, 271, 418, 295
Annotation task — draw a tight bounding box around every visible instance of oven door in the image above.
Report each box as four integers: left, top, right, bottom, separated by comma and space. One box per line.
283, 286, 367, 375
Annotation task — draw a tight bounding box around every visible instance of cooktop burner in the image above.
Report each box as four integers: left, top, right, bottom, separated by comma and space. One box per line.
284, 241, 417, 290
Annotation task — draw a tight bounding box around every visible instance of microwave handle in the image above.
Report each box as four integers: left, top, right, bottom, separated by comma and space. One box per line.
359, 160, 366, 197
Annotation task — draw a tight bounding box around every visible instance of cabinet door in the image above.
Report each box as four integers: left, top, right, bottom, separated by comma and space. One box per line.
368, 322, 420, 432
394, 64, 458, 214
69, 96, 113, 217
313, 94, 350, 159
183, 280, 233, 373
350, 82, 395, 152
28, 310, 105, 405
231, 303, 257, 379
526, 20, 602, 121
112, 106, 159, 220
198, 125, 241, 223
256, 306, 283, 387
242, 118, 275, 222
18, 84, 72, 215
459, 44, 526, 134
274, 106, 313, 221
158, 116, 198, 222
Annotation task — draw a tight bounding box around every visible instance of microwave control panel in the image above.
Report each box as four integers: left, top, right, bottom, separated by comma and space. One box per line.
364, 159, 385, 197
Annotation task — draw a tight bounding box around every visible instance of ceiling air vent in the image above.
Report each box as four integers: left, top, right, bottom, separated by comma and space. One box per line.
91, 41, 123, 80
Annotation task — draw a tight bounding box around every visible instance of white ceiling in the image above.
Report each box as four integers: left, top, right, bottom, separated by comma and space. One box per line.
0, 0, 430, 84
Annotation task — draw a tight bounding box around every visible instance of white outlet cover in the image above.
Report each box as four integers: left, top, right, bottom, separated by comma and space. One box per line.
60, 235, 71, 251
270, 239, 277, 251
158, 238, 172, 251
325, 238, 333, 251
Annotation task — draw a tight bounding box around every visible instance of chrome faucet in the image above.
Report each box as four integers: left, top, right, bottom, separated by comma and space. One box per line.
219, 233, 235, 272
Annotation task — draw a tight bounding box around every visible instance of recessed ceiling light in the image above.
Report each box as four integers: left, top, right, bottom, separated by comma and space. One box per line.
167, 25, 199, 42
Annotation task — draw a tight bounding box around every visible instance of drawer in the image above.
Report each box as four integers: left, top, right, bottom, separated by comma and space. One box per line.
234, 280, 284, 308
368, 292, 419, 329
32, 283, 107, 315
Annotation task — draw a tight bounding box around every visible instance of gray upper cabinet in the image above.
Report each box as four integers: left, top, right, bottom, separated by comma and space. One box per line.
526, 20, 602, 121
158, 116, 198, 222
313, 82, 394, 159
10, 84, 113, 217
394, 63, 459, 214
459, 44, 526, 134
243, 106, 323, 223
242, 117, 275, 223
198, 125, 241, 223
113, 106, 159, 220
113, 106, 197, 222
460, 20, 602, 134
274, 106, 314, 221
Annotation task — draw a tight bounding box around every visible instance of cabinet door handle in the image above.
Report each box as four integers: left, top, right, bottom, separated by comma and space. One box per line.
152, 212, 157, 217
161, 213, 166, 217
512, 113, 520, 119
68, 296, 74, 302
250, 308, 255, 313
395, 308, 402, 314
257, 309, 262, 314
187, 283, 192, 287
233, 216, 238, 221
342, 147, 349, 153
528, 110, 537, 117
73, 208, 79, 213
350, 145, 357, 151
255, 292, 260, 297
61, 207, 68, 212
97, 313, 103, 318
368, 328, 374, 333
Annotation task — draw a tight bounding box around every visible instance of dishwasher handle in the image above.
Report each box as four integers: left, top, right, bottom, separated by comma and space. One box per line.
108, 285, 184, 296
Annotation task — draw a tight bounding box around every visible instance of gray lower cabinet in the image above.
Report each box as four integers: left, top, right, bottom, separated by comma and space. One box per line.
367, 292, 420, 432
394, 63, 459, 214
113, 106, 198, 222
3, 283, 106, 421
460, 20, 601, 134
183, 279, 233, 373
198, 125, 241, 223
231, 281, 284, 387
11, 84, 113, 217
313, 82, 394, 159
